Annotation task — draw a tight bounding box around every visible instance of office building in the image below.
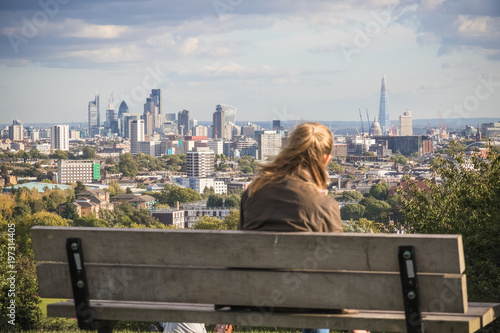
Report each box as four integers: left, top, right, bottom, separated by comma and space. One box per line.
213, 106, 225, 139
216, 104, 237, 124
164, 113, 176, 121
122, 113, 140, 139
57, 159, 100, 184
187, 147, 215, 178
131, 119, 145, 155
9, 120, 23, 141
88, 94, 100, 137
399, 110, 413, 136
207, 140, 223, 155
30, 130, 39, 142
150, 89, 163, 129
118, 101, 129, 118
241, 126, 255, 138
375, 135, 433, 156
178, 110, 190, 136
50, 125, 69, 151
378, 75, 390, 135
193, 125, 208, 137
69, 130, 80, 139
273, 120, 284, 130
258, 131, 282, 161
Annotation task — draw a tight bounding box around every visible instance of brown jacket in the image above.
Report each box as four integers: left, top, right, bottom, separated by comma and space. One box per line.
238, 176, 343, 232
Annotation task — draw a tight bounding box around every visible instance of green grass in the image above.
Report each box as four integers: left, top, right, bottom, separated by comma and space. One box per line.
39, 298, 67, 317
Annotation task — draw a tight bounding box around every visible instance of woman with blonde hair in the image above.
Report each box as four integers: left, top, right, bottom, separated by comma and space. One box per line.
238, 122, 369, 333
238, 122, 342, 232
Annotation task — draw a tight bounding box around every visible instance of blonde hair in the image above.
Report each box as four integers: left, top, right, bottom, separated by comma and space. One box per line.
249, 122, 333, 195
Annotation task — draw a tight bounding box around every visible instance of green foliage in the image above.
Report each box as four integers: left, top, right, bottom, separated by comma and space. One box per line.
400, 143, 500, 311
193, 215, 224, 230
207, 194, 224, 208
73, 215, 109, 227
156, 184, 202, 207
224, 193, 241, 208
74, 181, 87, 195
82, 146, 96, 159
119, 153, 138, 177
340, 203, 365, 220
108, 180, 124, 197
338, 190, 363, 202
60, 203, 79, 220
222, 210, 240, 230
360, 196, 391, 223
327, 160, 344, 173
202, 186, 215, 199
49, 149, 68, 160
390, 153, 408, 165
363, 151, 376, 157
343, 218, 383, 233
369, 182, 389, 200
238, 156, 257, 174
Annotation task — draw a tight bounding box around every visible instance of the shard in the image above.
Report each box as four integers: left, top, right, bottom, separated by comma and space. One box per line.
378, 75, 390, 135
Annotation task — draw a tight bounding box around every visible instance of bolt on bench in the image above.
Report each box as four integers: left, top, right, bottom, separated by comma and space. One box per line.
32, 226, 500, 333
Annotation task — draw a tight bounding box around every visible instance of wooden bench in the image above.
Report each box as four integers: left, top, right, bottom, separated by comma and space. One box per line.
32, 226, 500, 333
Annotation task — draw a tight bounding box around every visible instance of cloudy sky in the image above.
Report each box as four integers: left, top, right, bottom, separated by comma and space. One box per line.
0, 0, 499, 125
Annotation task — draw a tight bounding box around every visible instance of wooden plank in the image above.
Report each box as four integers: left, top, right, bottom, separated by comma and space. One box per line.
37, 263, 467, 313
31, 226, 465, 273
47, 301, 500, 333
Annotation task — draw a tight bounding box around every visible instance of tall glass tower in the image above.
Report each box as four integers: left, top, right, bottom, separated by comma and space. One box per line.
378, 75, 390, 135
88, 93, 100, 137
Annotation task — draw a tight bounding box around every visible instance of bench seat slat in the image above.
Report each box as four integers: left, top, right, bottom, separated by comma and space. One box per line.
46, 301, 500, 333
37, 263, 467, 313
31, 226, 465, 274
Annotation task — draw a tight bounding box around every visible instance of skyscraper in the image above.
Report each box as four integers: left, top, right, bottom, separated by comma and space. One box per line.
178, 110, 190, 136
399, 110, 413, 136
213, 106, 225, 139
131, 119, 144, 155
151, 89, 163, 129
88, 93, 100, 137
378, 75, 390, 135
216, 104, 236, 124
118, 101, 129, 118
187, 147, 215, 178
105, 95, 116, 131
50, 125, 69, 151
9, 120, 23, 141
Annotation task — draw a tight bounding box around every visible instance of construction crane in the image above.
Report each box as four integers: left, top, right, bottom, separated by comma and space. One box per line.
365, 109, 371, 136
359, 109, 364, 136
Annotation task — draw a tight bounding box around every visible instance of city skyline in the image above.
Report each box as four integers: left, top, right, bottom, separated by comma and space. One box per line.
0, 0, 499, 124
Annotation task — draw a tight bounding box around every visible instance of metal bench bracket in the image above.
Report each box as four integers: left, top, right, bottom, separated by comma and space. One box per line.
399, 245, 423, 333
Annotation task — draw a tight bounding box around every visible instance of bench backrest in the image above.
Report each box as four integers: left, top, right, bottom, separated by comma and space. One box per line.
32, 226, 467, 314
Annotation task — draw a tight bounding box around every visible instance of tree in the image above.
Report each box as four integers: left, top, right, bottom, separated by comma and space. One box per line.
224, 193, 241, 208
202, 186, 215, 199
73, 215, 109, 227
193, 216, 224, 230
340, 204, 365, 220
338, 190, 363, 202
61, 203, 79, 220
0, 194, 15, 220
400, 143, 500, 313
74, 181, 87, 195
119, 153, 138, 177
343, 218, 383, 233
50, 149, 68, 160
157, 185, 202, 207
108, 180, 124, 197
369, 182, 389, 200
363, 151, 376, 157
328, 161, 344, 173
391, 153, 408, 165
222, 210, 240, 230
82, 146, 96, 159
361, 197, 391, 223
207, 194, 224, 208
